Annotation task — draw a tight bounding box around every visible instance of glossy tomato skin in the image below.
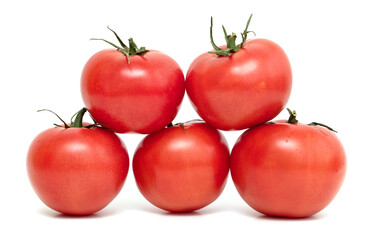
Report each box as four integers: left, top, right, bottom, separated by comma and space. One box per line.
27, 126, 130, 215
230, 122, 346, 218
186, 39, 292, 131
81, 49, 185, 134
133, 121, 230, 212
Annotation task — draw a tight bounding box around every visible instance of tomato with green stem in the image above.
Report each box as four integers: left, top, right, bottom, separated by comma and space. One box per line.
27, 108, 129, 215
230, 109, 346, 218
186, 15, 292, 130
81, 27, 185, 134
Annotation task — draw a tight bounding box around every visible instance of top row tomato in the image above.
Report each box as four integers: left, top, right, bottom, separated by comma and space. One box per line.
81, 15, 292, 133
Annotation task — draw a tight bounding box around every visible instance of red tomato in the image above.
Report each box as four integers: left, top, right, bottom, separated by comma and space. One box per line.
230, 109, 346, 218
27, 108, 129, 215
186, 17, 292, 130
81, 28, 185, 134
133, 121, 230, 212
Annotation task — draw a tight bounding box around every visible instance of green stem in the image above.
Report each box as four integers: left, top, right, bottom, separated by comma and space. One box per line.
210, 17, 222, 51
90, 38, 122, 50
286, 108, 299, 124
209, 14, 254, 56
285, 108, 338, 133
177, 123, 186, 132
38, 108, 99, 129
238, 14, 255, 48
166, 121, 186, 132
38, 109, 69, 128
107, 26, 128, 49
308, 122, 337, 133
90, 26, 148, 63
70, 108, 87, 128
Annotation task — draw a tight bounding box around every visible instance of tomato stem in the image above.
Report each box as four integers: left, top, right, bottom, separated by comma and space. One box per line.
38, 109, 69, 128
209, 14, 255, 56
286, 108, 299, 124
167, 119, 204, 132
90, 26, 148, 63
285, 108, 338, 132
166, 122, 186, 132
209, 17, 222, 52
308, 122, 337, 133
69, 108, 87, 128
177, 123, 186, 132
38, 108, 100, 129
107, 26, 128, 49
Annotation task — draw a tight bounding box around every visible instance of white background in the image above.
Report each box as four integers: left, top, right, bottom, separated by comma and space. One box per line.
1, 0, 370, 239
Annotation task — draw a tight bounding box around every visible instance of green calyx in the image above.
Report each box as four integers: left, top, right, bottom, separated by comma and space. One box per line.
308, 122, 337, 133
90, 26, 148, 63
167, 122, 185, 132
209, 14, 255, 56
286, 108, 299, 124
166, 119, 204, 132
38, 107, 99, 129
285, 108, 337, 132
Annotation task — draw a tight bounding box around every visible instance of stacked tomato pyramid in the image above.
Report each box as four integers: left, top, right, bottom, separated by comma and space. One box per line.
27, 15, 346, 218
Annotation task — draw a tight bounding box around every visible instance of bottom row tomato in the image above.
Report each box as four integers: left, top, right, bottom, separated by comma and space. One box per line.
27, 108, 346, 217
133, 121, 230, 212
231, 109, 346, 218
27, 108, 129, 215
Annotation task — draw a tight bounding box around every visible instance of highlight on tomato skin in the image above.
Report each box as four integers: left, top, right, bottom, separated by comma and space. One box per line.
27, 108, 130, 215
230, 109, 347, 218
185, 15, 292, 131
132, 121, 230, 213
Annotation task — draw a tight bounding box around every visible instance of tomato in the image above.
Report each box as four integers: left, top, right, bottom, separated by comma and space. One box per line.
186, 16, 292, 130
81, 27, 185, 134
27, 108, 129, 215
230, 109, 346, 218
133, 121, 230, 212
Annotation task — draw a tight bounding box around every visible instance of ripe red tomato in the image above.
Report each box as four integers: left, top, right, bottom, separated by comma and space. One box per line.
27, 108, 130, 215
186, 16, 292, 130
133, 121, 230, 212
230, 109, 346, 218
81, 28, 185, 134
